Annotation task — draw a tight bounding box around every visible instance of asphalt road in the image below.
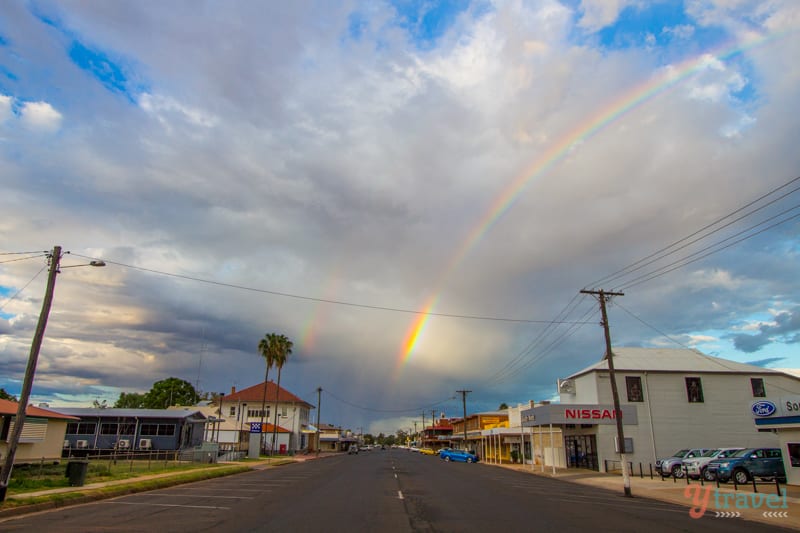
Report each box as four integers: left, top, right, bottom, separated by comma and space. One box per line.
0, 450, 794, 532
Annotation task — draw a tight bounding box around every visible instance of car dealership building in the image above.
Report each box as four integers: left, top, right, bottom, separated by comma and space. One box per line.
521, 348, 800, 480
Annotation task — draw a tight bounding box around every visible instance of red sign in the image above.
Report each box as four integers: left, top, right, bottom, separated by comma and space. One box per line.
564, 408, 620, 420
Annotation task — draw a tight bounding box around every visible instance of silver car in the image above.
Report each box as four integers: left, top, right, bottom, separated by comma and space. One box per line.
682, 448, 743, 480
656, 448, 709, 478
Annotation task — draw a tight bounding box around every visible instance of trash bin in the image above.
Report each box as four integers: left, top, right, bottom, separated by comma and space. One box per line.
65, 460, 89, 486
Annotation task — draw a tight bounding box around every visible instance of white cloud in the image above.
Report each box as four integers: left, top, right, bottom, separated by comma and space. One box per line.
19, 101, 63, 132
0, 94, 12, 123
662, 24, 695, 39
577, 0, 634, 32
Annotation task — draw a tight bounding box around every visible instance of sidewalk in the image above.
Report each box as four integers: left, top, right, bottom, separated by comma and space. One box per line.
492, 461, 800, 529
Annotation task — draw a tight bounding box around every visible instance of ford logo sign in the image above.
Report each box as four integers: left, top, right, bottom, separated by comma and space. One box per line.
752, 401, 776, 417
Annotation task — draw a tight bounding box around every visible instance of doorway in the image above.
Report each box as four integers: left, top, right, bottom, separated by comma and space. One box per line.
565, 434, 598, 471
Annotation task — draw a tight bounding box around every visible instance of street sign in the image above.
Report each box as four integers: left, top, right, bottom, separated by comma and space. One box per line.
250, 422, 262, 433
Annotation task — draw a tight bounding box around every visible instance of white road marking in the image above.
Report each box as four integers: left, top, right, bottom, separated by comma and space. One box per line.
105, 501, 230, 510
394, 473, 398, 479
135, 493, 254, 499
398, 491, 404, 500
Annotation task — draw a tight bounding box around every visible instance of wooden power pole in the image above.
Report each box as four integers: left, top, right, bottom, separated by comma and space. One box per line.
456, 389, 471, 449
580, 289, 631, 497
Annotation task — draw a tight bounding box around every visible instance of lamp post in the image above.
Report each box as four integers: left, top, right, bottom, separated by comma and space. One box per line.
0, 246, 105, 501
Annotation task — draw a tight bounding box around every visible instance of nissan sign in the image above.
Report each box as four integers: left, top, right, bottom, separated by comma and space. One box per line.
751, 401, 777, 417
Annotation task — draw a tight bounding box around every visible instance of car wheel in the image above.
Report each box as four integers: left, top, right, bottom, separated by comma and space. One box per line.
733, 469, 749, 485
444, 456, 450, 462
671, 465, 684, 478
467, 457, 473, 463
702, 468, 715, 482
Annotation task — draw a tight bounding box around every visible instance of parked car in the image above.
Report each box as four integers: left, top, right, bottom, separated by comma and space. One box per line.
706, 448, 785, 484
419, 448, 436, 455
348, 444, 359, 455
682, 448, 743, 481
440, 449, 479, 463
656, 448, 709, 478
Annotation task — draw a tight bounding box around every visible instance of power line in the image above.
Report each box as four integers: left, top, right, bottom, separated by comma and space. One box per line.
68, 253, 592, 325
618, 208, 800, 291
0, 264, 48, 312
323, 388, 455, 413
0, 253, 48, 265
613, 301, 691, 349
588, 175, 800, 289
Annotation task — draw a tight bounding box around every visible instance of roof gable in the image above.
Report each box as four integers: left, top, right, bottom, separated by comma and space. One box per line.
224, 381, 312, 407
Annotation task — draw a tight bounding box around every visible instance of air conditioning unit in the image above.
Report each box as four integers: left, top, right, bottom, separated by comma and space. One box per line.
117, 439, 130, 449
63, 440, 71, 449
139, 438, 152, 449
76, 440, 89, 449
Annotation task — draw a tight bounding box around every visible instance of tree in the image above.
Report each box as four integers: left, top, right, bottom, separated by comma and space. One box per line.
0, 389, 17, 402
144, 377, 198, 408
270, 334, 293, 454
114, 392, 146, 408
498, 402, 509, 410
92, 399, 108, 409
257, 333, 278, 452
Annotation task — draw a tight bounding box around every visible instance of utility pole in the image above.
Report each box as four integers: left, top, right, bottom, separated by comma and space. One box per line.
456, 389, 471, 450
315, 387, 322, 456
0, 246, 61, 502
421, 411, 426, 448
581, 289, 631, 497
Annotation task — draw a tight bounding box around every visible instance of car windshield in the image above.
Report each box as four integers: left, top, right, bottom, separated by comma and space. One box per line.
702, 449, 720, 457
717, 449, 740, 458
730, 449, 753, 458
673, 449, 690, 458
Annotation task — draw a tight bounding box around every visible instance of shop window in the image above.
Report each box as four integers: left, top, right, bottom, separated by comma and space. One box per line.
626, 376, 643, 402
787, 443, 800, 467
750, 378, 766, 397
685, 377, 704, 403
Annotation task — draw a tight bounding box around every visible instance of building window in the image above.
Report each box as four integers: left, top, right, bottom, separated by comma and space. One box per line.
751, 378, 766, 397
626, 376, 643, 402
66, 422, 97, 435
787, 443, 800, 467
229, 406, 236, 416
686, 377, 704, 403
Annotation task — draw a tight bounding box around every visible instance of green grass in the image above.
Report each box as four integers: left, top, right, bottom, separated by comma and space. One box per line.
7, 459, 234, 494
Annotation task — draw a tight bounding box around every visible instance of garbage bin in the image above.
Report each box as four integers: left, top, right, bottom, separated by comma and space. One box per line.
65, 460, 89, 486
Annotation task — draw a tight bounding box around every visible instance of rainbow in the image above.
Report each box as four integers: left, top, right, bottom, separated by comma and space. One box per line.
397, 30, 789, 370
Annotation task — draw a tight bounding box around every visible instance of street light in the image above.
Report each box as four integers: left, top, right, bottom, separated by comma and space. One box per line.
0, 246, 105, 501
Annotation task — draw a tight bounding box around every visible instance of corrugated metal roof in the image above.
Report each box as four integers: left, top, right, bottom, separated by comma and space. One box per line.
567, 347, 797, 378
51, 407, 207, 420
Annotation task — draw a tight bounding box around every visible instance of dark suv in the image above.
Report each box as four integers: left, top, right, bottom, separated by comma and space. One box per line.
706, 447, 785, 484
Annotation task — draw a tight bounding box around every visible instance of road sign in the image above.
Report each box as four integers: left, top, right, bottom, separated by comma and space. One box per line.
250, 422, 262, 433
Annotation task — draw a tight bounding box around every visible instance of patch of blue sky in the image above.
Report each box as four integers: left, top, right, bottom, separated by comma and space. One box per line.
30, 7, 146, 103
68, 40, 141, 103
0, 34, 7, 46
347, 11, 369, 41
389, 0, 477, 50
0, 65, 18, 81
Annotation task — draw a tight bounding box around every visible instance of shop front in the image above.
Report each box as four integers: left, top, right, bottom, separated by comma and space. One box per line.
752, 396, 800, 485
521, 403, 638, 472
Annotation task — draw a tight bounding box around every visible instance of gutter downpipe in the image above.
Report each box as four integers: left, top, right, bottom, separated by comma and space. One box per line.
645, 371, 658, 464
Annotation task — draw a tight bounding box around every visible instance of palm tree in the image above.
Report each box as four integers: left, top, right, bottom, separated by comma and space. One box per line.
257, 333, 278, 453
270, 334, 293, 455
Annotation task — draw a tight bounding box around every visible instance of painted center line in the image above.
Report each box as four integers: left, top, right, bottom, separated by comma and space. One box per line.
398, 490, 404, 500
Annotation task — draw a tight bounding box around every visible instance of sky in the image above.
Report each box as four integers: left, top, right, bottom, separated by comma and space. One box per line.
0, 0, 798, 436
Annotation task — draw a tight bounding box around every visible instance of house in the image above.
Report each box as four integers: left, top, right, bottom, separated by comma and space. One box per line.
55, 408, 207, 452
0, 399, 78, 464
420, 416, 456, 451
215, 381, 315, 453
521, 347, 800, 477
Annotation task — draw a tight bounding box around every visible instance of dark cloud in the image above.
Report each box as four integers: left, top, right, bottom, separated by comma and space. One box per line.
731, 307, 800, 353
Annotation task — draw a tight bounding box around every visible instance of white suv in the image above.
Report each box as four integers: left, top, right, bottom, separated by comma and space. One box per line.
683, 448, 743, 481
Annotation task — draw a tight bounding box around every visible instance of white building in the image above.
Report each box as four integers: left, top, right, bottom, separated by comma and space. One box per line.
205, 381, 315, 453
522, 348, 800, 478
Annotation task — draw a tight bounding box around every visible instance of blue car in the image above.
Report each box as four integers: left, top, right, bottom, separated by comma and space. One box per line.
440, 449, 479, 463
706, 447, 785, 484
